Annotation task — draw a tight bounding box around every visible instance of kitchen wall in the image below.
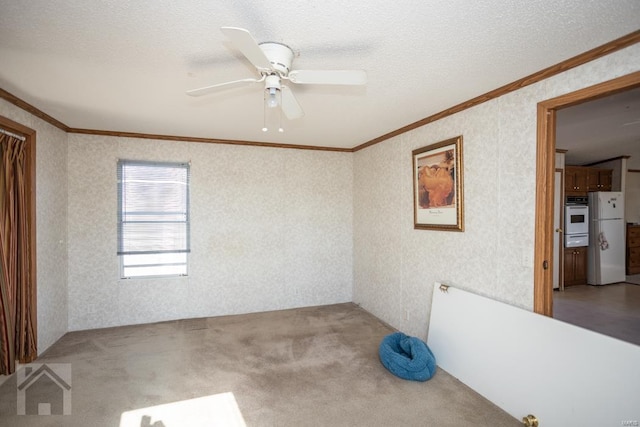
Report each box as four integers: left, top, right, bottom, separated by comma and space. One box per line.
626, 171, 640, 225
0, 99, 69, 353
353, 43, 640, 339
67, 135, 353, 330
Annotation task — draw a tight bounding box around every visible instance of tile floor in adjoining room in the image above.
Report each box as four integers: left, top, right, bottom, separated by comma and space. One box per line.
553, 282, 640, 346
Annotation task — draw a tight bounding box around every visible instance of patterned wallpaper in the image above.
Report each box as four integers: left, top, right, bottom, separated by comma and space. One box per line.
353, 43, 640, 340
0, 99, 69, 353
1, 41, 638, 348
67, 136, 354, 330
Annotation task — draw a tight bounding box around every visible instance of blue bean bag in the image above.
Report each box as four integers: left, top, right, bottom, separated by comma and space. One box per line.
378, 332, 436, 381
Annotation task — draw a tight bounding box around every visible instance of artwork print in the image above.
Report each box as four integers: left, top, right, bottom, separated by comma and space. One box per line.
412, 136, 464, 231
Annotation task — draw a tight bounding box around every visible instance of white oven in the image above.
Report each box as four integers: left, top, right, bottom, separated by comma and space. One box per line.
565, 205, 589, 236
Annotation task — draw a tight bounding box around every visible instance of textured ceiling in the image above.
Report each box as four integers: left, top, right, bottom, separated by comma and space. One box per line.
1, 0, 639, 149
557, 87, 640, 168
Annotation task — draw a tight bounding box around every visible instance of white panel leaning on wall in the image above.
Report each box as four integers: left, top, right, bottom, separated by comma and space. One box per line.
428, 284, 640, 427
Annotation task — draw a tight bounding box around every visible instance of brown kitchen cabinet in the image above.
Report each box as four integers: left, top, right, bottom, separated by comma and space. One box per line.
565, 166, 588, 196
626, 224, 640, 275
587, 168, 612, 192
564, 247, 587, 286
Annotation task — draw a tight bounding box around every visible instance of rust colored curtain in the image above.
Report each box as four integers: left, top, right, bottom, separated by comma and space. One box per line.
0, 133, 36, 375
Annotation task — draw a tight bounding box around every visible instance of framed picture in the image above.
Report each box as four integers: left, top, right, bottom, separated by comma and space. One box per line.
412, 136, 464, 231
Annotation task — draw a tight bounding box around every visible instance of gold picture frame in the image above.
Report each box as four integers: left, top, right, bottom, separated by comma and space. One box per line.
412, 136, 464, 231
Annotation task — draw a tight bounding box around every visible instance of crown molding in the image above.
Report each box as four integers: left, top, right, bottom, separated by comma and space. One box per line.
352, 30, 640, 152
2, 30, 639, 153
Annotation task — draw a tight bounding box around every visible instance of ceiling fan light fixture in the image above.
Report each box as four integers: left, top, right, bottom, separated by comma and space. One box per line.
267, 87, 279, 108
264, 75, 281, 109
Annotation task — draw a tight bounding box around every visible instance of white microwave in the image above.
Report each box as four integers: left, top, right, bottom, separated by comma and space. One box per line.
565, 205, 589, 235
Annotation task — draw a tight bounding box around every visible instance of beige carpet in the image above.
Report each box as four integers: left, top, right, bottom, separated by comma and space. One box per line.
0, 303, 519, 426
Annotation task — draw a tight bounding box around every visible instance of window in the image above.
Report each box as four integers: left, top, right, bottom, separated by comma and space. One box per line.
117, 160, 190, 278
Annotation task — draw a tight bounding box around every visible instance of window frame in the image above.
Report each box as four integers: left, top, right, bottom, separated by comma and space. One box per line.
117, 159, 190, 279
119, 252, 189, 280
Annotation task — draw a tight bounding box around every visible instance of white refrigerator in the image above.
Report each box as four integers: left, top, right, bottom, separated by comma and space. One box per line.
587, 191, 625, 285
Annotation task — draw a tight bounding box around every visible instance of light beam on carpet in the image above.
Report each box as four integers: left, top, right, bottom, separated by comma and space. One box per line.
119, 392, 246, 427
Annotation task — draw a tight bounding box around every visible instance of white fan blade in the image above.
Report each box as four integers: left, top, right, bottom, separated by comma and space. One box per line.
220, 27, 273, 71
280, 86, 304, 119
186, 78, 259, 97
288, 70, 367, 85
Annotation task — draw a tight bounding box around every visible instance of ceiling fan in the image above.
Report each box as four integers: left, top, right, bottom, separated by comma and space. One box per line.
187, 27, 367, 124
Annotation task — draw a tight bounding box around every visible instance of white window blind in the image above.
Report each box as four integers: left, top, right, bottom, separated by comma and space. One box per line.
117, 160, 190, 278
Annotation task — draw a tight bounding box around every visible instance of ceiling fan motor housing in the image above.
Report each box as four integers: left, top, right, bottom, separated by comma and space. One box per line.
259, 42, 294, 76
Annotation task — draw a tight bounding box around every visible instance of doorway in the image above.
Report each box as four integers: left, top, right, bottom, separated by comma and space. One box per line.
534, 71, 640, 317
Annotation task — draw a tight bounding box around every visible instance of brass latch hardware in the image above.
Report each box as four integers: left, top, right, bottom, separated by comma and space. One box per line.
439, 283, 449, 293
522, 414, 538, 427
